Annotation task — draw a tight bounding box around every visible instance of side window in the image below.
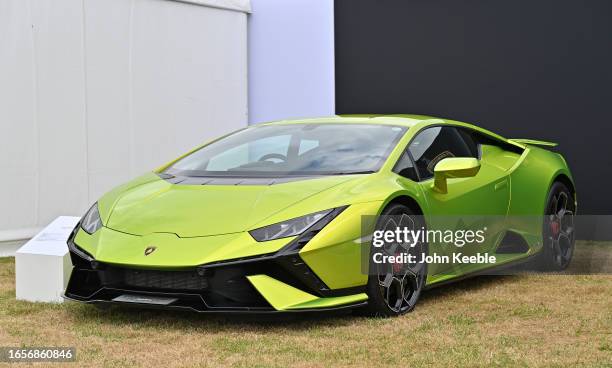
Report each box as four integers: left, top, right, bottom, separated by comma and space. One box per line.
393, 151, 419, 181
408, 127, 475, 180
457, 128, 480, 158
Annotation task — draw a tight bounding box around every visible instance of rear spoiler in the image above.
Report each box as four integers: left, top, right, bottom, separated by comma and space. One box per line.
508, 138, 558, 148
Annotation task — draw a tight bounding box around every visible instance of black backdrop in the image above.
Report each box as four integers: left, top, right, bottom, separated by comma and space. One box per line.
335, 0, 612, 214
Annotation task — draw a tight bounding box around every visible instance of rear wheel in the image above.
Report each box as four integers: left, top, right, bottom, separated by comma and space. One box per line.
363, 204, 427, 317
539, 181, 576, 271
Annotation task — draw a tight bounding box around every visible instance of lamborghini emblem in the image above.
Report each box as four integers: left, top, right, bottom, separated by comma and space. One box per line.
144, 246, 157, 256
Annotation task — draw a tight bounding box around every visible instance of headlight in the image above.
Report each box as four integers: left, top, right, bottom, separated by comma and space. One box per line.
249, 208, 339, 242
81, 203, 102, 234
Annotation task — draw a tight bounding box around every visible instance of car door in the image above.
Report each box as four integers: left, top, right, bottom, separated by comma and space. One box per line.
396, 126, 510, 276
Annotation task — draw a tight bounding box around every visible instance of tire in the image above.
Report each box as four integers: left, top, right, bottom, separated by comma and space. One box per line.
362, 203, 428, 317
538, 181, 576, 271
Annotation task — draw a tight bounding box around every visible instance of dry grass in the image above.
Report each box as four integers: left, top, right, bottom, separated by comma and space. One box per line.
0, 245, 611, 367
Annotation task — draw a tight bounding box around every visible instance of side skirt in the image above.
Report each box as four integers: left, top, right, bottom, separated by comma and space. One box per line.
423, 252, 541, 291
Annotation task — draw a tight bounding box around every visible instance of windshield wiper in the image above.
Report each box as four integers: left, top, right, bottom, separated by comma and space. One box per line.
330, 170, 376, 175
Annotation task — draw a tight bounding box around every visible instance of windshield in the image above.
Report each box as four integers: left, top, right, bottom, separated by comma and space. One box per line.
164, 124, 406, 177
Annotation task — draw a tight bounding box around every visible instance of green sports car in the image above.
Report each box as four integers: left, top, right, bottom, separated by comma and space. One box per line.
64, 115, 576, 316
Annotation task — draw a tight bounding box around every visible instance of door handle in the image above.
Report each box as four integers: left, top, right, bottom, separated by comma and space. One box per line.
494, 179, 508, 191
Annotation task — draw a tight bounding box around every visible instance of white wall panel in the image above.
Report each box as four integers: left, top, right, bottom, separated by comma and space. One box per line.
30, 0, 90, 227
83, 0, 133, 201
0, 0, 249, 238
0, 0, 38, 231
130, 0, 247, 172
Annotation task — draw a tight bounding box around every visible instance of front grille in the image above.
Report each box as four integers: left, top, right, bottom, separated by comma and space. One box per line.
123, 269, 208, 291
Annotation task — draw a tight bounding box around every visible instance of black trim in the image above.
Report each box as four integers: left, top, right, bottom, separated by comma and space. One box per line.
424, 252, 540, 290
392, 150, 420, 181
66, 221, 96, 268
64, 255, 366, 311
196, 253, 365, 298
159, 174, 326, 186
64, 264, 273, 311
63, 292, 367, 314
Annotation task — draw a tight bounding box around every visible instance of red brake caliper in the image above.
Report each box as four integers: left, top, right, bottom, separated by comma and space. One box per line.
550, 220, 560, 237
393, 251, 402, 273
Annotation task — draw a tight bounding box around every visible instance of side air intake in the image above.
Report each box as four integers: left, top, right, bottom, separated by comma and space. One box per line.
495, 231, 530, 254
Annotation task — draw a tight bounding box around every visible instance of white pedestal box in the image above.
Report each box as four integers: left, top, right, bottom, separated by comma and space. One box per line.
15, 216, 80, 303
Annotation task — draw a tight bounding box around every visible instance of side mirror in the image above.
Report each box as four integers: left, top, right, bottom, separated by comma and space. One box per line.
432, 157, 480, 193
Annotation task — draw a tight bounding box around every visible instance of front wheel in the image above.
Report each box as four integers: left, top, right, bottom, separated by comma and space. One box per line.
363, 204, 427, 317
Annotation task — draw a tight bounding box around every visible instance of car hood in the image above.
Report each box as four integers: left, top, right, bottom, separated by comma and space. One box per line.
101, 173, 360, 237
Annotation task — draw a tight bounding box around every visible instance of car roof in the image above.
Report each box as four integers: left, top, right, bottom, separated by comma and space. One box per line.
258, 114, 445, 128
257, 114, 527, 151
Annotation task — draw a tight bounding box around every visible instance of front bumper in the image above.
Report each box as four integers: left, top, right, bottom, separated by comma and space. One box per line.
64, 227, 367, 313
